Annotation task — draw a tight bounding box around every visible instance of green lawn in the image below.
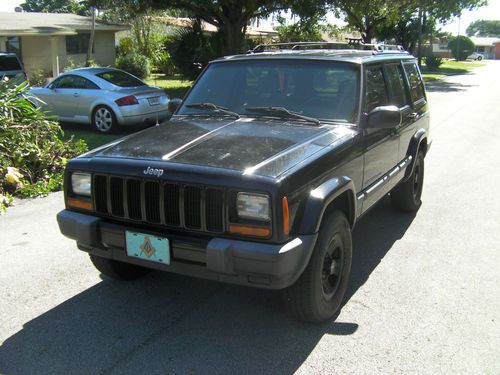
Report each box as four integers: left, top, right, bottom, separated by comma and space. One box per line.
422, 59, 486, 82
61, 123, 122, 150
145, 74, 193, 99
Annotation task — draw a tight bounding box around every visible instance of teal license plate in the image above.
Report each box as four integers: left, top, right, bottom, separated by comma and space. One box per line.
125, 231, 170, 265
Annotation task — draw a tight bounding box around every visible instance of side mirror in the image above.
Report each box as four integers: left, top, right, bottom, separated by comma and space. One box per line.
366, 105, 401, 128
168, 98, 182, 114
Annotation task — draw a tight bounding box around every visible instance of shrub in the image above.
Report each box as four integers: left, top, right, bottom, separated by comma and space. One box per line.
117, 37, 134, 57
168, 20, 224, 80
152, 50, 177, 76
116, 53, 151, 79
424, 55, 443, 71
64, 57, 98, 72
28, 69, 49, 87
0, 80, 87, 213
447, 35, 475, 61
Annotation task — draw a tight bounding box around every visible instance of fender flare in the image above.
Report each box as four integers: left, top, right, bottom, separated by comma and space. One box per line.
403, 128, 428, 180
297, 176, 357, 235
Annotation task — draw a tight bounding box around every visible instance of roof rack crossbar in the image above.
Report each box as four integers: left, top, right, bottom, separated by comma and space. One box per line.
249, 40, 406, 54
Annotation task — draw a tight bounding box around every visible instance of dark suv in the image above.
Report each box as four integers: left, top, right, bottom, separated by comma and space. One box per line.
57, 42, 430, 323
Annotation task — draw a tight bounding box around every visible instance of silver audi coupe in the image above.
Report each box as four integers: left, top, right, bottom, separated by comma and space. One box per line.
30, 67, 170, 133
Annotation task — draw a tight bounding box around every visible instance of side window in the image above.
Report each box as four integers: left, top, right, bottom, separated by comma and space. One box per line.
404, 62, 425, 103
365, 66, 387, 113
52, 75, 77, 89
384, 64, 408, 108
81, 77, 99, 89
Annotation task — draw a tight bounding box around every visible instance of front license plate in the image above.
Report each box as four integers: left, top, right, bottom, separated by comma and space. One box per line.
148, 96, 160, 106
125, 231, 170, 265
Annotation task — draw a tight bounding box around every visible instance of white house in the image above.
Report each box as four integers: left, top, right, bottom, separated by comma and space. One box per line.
0, 11, 129, 78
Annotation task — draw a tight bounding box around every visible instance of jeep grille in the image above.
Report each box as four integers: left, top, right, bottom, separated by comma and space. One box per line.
93, 175, 225, 233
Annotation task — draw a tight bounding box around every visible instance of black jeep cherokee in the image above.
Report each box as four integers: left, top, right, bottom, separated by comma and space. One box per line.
57, 42, 430, 323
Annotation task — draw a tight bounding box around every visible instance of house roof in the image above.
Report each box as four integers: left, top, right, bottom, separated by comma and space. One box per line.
157, 16, 278, 37
0, 12, 129, 36
470, 36, 500, 46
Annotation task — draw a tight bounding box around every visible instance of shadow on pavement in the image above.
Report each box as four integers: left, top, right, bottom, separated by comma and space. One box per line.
0, 197, 416, 374
424, 80, 476, 93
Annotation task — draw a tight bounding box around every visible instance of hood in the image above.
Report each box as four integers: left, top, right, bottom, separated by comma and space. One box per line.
83, 117, 356, 178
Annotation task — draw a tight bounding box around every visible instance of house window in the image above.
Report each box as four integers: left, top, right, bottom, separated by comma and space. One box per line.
66, 33, 93, 54
6, 36, 22, 58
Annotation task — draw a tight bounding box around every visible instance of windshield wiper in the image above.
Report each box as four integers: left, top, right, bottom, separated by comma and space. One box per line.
185, 102, 240, 119
246, 106, 321, 125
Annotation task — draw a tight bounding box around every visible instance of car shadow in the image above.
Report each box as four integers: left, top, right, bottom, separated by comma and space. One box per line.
0, 197, 416, 374
424, 80, 476, 93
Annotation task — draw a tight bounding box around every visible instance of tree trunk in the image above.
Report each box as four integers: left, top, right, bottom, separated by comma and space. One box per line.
417, 6, 423, 67
86, 7, 96, 66
220, 20, 246, 55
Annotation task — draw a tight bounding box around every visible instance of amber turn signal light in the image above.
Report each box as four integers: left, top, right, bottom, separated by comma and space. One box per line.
67, 197, 93, 211
229, 224, 270, 238
282, 196, 290, 236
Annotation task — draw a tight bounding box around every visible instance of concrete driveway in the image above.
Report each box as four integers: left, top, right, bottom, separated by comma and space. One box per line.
1, 61, 499, 374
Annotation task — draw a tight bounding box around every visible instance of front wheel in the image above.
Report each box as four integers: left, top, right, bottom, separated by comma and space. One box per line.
282, 211, 352, 323
391, 152, 425, 212
89, 254, 151, 280
92, 105, 117, 133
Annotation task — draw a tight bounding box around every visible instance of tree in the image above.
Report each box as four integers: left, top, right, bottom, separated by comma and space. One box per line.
149, 0, 326, 54
328, 0, 409, 43
466, 19, 500, 37
448, 35, 474, 60
21, 0, 84, 14
275, 16, 339, 42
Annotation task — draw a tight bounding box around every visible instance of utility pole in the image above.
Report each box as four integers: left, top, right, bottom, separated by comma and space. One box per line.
86, 6, 96, 67
417, 6, 423, 67
456, 15, 461, 61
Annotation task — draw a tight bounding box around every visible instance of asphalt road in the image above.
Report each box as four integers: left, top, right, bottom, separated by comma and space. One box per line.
1, 61, 499, 375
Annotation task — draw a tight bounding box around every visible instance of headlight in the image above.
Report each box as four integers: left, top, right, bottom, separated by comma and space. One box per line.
71, 173, 91, 196
237, 193, 270, 221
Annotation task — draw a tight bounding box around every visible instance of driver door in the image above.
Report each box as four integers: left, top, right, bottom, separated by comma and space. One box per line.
40, 75, 83, 119
361, 65, 400, 212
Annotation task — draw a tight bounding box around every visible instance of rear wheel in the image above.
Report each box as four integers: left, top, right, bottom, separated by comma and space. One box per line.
89, 254, 151, 280
391, 152, 425, 212
282, 211, 352, 323
92, 105, 117, 133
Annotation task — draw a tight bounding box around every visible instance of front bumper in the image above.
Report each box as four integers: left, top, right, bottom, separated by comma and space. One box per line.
57, 210, 317, 289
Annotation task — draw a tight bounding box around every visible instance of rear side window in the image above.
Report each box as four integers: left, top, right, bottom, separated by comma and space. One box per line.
365, 66, 387, 113
0, 56, 22, 71
384, 64, 408, 108
96, 70, 145, 87
404, 62, 425, 103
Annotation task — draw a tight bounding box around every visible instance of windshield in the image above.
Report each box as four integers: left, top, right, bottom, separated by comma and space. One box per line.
96, 70, 146, 87
179, 59, 360, 123
0, 56, 22, 71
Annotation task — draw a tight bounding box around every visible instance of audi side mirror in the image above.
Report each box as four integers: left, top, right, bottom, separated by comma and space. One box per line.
168, 98, 182, 114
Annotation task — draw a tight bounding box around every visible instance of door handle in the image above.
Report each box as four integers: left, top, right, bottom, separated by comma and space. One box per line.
73, 93, 79, 97
407, 112, 418, 119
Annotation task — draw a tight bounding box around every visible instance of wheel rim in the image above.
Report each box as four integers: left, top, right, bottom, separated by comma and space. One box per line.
94, 108, 113, 131
321, 237, 344, 298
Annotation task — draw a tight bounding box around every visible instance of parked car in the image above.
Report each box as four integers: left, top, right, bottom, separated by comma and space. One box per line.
467, 52, 484, 61
57, 41, 430, 323
0, 52, 27, 85
30, 67, 170, 133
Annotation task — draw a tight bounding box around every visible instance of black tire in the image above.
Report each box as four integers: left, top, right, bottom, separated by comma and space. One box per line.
89, 254, 151, 280
92, 105, 117, 133
391, 152, 425, 212
477, 56, 483, 61
282, 211, 352, 323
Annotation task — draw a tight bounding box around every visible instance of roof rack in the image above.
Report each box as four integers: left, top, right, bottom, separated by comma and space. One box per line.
249, 39, 406, 54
